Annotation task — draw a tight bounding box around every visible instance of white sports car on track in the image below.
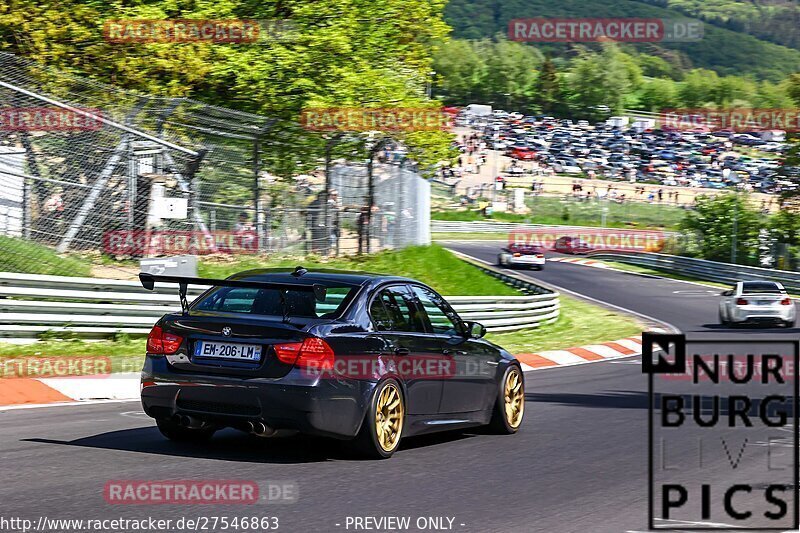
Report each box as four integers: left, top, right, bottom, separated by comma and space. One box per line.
497, 243, 546, 270
718, 281, 796, 327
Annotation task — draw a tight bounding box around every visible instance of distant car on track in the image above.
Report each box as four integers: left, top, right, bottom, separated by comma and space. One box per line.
497, 243, 546, 270
718, 281, 796, 327
138, 268, 525, 459
553, 236, 592, 255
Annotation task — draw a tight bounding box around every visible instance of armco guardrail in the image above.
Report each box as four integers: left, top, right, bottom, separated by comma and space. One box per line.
587, 251, 800, 293
432, 220, 595, 234
431, 220, 678, 238
0, 270, 558, 342
449, 249, 560, 326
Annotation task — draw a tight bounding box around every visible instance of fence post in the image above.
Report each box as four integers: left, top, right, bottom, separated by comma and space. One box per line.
365, 138, 393, 254
185, 149, 208, 254
253, 137, 264, 251
324, 133, 346, 256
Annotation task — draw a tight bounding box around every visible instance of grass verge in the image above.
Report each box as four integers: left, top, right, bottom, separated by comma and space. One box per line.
199, 244, 519, 296
433, 196, 685, 230
0, 339, 145, 375
486, 292, 643, 354
0, 236, 92, 277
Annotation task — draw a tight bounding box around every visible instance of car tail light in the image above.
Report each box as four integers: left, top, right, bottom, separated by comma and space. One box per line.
736, 298, 748, 306
781, 298, 792, 305
537, 254, 544, 258
146, 325, 183, 355
274, 342, 302, 365
513, 253, 521, 257
274, 337, 335, 370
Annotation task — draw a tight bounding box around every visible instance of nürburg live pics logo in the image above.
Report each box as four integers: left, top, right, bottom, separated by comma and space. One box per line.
643, 332, 799, 530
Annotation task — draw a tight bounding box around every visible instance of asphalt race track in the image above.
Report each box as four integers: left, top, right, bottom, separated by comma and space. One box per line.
445, 240, 800, 341
1, 242, 798, 532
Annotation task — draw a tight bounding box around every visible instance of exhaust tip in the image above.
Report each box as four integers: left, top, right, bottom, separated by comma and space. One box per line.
249, 421, 276, 437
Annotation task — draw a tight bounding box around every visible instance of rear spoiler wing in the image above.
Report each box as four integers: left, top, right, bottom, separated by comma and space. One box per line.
138, 273, 328, 315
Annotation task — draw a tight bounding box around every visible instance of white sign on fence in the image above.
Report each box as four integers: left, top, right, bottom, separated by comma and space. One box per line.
152, 197, 188, 219
0, 147, 26, 237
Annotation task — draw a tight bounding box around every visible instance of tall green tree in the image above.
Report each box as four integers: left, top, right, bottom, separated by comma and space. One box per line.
753, 80, 793, 108
678, 69, 720, 108
680, 194, 763, 265
432, 39, 486, 104
568, 43, 638, 120
636, 54, 679, 80
533, 57, 565, 116
638, 79, 679, 112
787, 73, 800, 106
432, 37, 541, 110
713, 76, 757, 108
479, 37, 542, 111
0, 0, 453, 174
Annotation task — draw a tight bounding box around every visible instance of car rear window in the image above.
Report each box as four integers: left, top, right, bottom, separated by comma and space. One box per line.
741, 282, 784, 294
192, 285, 357, 319
509, 244, 541, 253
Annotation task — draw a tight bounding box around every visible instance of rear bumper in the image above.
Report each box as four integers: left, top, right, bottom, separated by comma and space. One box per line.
500, 254, 545, 267
141, 356, 375, 439
730, 306, 796, 323
507, 258, 545, 267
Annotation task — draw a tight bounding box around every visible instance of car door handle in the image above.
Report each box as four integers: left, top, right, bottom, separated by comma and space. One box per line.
394, 348, 411, 356
442, 349, 467, 356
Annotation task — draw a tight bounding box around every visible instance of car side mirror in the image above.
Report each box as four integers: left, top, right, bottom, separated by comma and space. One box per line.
464, 321, 486, 339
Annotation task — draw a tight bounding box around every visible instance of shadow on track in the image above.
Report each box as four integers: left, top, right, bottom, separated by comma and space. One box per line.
21, 426, 477, 463
690, 323, 799, 334
525, 390, 649, 410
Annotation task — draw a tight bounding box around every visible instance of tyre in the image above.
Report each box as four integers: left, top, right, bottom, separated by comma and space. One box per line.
155, 417, 216, 442
353, 379, 405, 459
785, 319, 796, 328
489, 365, 525, 434
497, 254, 504, 267
719, 310, 728, 327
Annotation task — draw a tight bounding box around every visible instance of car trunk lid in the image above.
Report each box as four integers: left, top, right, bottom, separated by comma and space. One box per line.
739, 293, 787, 306
160, 313, 313, 378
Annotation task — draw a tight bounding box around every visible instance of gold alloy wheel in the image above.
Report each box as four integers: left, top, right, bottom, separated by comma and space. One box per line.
504, 368, 524, 428
375, 382, 404, 452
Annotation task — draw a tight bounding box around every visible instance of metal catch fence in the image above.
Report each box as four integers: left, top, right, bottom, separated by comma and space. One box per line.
0, 52, 431, 277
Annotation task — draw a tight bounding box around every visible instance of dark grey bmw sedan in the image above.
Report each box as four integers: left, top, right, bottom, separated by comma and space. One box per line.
139, 267, 525, 458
